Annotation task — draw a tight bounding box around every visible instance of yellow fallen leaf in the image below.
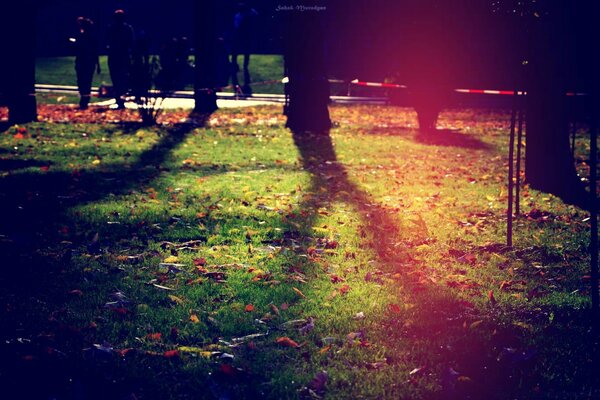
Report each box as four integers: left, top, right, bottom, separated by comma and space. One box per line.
168, 295, 185, 304
190, 314, 200, 323
469, 320, 484, 329
292, 287, 306, 298
177, 346, 213, 358
164, 256, 179, 263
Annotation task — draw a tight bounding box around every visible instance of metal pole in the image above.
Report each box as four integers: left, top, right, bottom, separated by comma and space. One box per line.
507, 90, 518, 247
571, 121, 577, 160
515, 94, 525, 216
590, 101, 598, 312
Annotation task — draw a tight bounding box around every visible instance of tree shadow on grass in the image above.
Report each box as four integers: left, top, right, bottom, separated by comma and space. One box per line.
416, 128, 491, 150
288, 129, 598, 399
0, 111, 215, 399
361, 126, 490, 150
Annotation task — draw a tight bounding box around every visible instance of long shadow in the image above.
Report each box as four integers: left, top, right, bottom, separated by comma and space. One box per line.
360, 126, 491, 150
416, 128, 491, 150
0, 112, 214, 396
289, 129, 586, 399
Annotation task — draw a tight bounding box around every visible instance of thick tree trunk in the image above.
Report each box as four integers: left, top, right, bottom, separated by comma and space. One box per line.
524, 4, 588, 207
284, 10, 331, 133
194, 1, 218, 113
2, 1, 38, 124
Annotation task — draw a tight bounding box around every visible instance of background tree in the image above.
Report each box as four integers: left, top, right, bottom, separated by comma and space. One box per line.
490, 0, 596, 207
283, 6, 331, 133
193, 0, 218, 113
1, 1, 38, 124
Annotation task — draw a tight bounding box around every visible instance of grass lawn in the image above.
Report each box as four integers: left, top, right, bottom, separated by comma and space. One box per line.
0, 104, 598, 399
36, 55, 286, 95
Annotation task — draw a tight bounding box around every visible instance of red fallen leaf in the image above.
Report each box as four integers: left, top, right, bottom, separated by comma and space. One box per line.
388, 304, 402, 313
276, 337, 300, 348
330, 274, 345, 283
40, 166, 50, 172
112, 307, 130, 316
244, 304, 255, 312
13, 133, 25, 140
325, 240, 338, 249
219, 363, 236, 375
146, 332, 162, 341
16, 126, 27, 134
280, 303, 289, 310
185, 277, 203, 285
68, 289, 83, 297
116, 348, 135, 357
339, 284, 351, 295
193, 257, 207, 267
488, 290, 497, 306
463, 253, 477, 264
164, 350, 179, 359
247, 341, 257, 350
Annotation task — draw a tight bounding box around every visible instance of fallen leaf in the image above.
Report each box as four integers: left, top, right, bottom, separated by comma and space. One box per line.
244, 304, 255, 312
190, 314, 200, 323
168, 295, 185, 304
276, 337, 300, 348
292, 287, 306, 298
388, 304, 402, 313
163, 350, 179, 359
146, 333, 162, 341
319, 345, 332, 354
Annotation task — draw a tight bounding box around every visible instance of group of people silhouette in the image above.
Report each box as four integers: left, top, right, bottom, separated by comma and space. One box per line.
72, 3, 258, 111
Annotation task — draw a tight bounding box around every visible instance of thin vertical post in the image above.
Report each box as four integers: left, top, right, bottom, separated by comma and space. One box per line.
507, 90, 518, 247
515, 94, 525, 216
590, 102, 598, 312
570, 94, 577, 160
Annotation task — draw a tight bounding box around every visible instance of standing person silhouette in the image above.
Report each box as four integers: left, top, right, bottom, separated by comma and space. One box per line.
107, 9, 134, 109
231, 2, 258, 94
73, 17, 100, 110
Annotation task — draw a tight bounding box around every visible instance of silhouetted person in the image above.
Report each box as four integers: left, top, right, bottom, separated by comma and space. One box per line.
158, 37, 179, 90
216, 37, 231, 89
131, 29, 150, 97
72, 17, 100, 110
107, 9, 134, 109
231, 2, 257, 94
176, 36, 191, 88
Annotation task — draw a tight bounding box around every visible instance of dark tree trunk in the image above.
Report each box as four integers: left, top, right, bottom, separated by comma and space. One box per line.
193, 0, 218, 113
284, 10, 331, 133
524, 3, 588, 207
1, 1, 38, 124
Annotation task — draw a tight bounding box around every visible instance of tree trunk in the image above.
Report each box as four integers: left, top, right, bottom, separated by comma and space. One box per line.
2, 1, 38, 124
284, 11, 331, 133
524, 4, 588, 207
193, 0, 218, 113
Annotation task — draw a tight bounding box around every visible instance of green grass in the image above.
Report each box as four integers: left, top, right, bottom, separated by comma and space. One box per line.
36, 55, 285, 94
0, 105, 598, 399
